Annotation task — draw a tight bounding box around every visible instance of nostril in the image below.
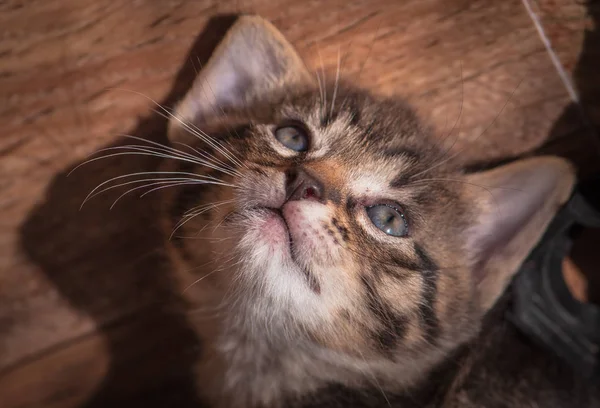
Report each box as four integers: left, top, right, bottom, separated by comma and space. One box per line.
286, 168, 325, 202
304, 187, 317, 199
301, 185, 320, 201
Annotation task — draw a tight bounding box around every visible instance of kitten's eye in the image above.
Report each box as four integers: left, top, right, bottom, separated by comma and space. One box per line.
366, 204, 408, 237
275, 125, 309, 152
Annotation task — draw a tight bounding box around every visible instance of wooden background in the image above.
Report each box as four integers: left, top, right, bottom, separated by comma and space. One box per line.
1, 0, 599, 407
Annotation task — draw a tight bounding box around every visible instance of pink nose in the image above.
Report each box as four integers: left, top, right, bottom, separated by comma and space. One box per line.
285, 168, 324, 202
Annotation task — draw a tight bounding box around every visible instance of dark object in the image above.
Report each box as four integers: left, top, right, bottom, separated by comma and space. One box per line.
509, 177, 600, 380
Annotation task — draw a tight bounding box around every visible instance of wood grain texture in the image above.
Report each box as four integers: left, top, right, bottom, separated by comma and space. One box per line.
0, 0, 598, 406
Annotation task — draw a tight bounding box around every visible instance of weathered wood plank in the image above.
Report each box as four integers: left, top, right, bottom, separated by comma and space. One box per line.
0, 0, 595, 406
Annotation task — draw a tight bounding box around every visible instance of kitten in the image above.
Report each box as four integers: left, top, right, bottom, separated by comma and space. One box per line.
159, 15, 596, 408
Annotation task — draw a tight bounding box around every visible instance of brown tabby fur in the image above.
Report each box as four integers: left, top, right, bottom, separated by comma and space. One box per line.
158, 15, 596, 408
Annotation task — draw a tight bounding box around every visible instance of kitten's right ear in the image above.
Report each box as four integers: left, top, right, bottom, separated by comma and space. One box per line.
462, 157, 576, 313
170, 16, 315, 142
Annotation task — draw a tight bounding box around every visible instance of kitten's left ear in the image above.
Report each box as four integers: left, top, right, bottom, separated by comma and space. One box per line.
170, 16, 315, 141
463, 157, 576, 312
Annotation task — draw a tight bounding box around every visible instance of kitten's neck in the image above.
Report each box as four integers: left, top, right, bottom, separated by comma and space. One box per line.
168, 241, 466, 408
194, 301, 463, 408
195, 306, 344, 407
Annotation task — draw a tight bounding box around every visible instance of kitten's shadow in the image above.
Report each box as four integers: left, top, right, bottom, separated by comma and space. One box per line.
19, 15, 238, 408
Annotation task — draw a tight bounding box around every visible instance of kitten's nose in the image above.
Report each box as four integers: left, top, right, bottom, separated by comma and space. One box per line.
285, 168, 325, 202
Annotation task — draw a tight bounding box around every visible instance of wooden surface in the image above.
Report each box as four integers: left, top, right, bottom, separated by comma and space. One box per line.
1, 0, 599, 407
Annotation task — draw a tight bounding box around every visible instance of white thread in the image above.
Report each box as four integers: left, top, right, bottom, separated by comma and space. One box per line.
521, 0, 580, 103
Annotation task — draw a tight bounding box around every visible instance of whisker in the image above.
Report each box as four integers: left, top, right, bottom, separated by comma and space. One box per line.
315, 68, 325, 117
171, 200, 233, 239
356, 349, 392, 408
174, 235, 233, 242
183, 199, 235, 217
110, 180, 208, 210
411, 80, 523, 179
88, 177, 227, 209
182, 268, 224, 294
118, 134, 242, 176
318, 49, 327, 117
193, 57, 248, 169
329, 46, 342, 119
409, 178, 522, 219
338, 16, 384, 111
118, 134, 214, 163
356, 16, 384, 82
410, 178, 522, 193
430, 61, 464, 157
70, 146, 240, 179
106, 88, 246, 169
82, 171, 234, 209
173, 141, 243, 178
139, 181, 210, 198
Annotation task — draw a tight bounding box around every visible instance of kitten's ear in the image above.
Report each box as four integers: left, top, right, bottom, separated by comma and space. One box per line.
464, 157, 576, 312
171, 16, 314, 139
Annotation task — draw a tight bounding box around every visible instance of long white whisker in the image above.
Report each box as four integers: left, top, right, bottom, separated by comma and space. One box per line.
183, 199, 236, 217
315, 68, 325, 116
318, 49, 327, 117
82, 171, 234, 209
116, 133, 238, 175
338, 16, 384, 111
174, 114, 246, 169
118, 134, 213, 163
118, 134, 244, 178
70, 148, 239, 179
330, 46, 342, 119
90, 178, 231, 210
182, 267, 225, 294
110, 180, 209, 210
173, 141, 243, 178
112, 145, 241, 178
171, 200, 233, 239
429, 61, 464, 157
146, 102, 246, 170
192, 57, 249, 169
106, 88, 246, 169
356, 349, 391, 408
411, 80, 522, 179
139, 181, 212, 198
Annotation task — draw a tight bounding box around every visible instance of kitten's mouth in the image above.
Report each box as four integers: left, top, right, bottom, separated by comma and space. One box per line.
261, 207, 320, 293
263, 207, 293, 248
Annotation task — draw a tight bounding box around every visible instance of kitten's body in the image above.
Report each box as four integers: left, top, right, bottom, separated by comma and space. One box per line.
156, 16, 597, 407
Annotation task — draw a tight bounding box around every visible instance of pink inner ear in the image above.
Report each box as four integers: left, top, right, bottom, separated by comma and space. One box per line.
174, 16, 313, 128
466, 159, 574, 284
193, 58, 249, 119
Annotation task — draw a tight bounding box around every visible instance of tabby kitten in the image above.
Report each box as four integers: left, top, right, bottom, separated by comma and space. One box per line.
160, 15, 593, 408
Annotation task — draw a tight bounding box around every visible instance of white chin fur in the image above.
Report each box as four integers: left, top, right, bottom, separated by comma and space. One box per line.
235, 209, 323, 325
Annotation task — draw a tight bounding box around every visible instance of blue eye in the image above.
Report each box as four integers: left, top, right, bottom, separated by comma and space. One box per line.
366, 204, 408, 237
275, 125, 309, 152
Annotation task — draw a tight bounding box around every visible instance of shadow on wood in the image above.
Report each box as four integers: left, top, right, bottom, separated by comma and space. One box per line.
540, 1, 600, 304
539, 0, 600, 179
18, 14, 239, 408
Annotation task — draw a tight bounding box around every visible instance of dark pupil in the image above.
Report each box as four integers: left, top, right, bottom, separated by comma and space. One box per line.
276, 126, 308, 152
367, 205, 407, 237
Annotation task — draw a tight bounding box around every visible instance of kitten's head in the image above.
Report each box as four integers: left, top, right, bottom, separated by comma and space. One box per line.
166, 16, 575, 388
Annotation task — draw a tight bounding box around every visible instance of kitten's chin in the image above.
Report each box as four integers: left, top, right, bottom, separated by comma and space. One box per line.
242, 207, 320, 293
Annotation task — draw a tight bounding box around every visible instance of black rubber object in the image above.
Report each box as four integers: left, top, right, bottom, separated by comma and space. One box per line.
508, 178, 600, 380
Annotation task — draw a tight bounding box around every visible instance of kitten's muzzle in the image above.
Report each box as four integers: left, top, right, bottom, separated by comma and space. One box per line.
285, 167, 325, 203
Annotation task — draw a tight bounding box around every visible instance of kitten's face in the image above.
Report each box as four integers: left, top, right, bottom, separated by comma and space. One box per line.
171, 86, 475, 364
164, 15, 574, 392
